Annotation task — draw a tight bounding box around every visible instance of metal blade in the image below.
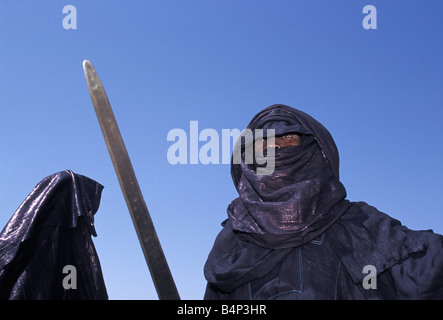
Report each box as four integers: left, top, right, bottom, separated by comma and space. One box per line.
83, 60, 180, 300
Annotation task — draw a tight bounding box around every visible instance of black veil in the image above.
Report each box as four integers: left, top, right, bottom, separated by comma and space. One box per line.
0, 170, 108, 299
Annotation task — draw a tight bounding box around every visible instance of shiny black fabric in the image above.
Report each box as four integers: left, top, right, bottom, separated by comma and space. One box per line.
229, 123, 348, 248
0, 170, 108, 299
204, 104, 443, 299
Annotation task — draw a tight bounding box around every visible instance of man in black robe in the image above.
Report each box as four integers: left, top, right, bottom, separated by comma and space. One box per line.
204, 104, 443, 299
0, 170, 108, 299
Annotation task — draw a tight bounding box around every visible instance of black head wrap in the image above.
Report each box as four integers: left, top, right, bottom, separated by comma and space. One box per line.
205, 104, 350, 292
229, 104, 348, 248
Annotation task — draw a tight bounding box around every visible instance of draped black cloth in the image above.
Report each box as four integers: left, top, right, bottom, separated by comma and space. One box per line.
228, 105, 349, 249
204, 104, 443, 299
0, 170, 108, 299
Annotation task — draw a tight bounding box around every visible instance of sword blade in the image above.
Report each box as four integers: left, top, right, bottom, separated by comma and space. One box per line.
83, 60, 180, 300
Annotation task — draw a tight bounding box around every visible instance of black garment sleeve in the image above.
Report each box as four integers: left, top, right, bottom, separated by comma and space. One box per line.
389, 229, 443, 299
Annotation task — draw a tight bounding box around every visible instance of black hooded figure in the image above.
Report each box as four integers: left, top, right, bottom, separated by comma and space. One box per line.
0, 170, 108, 299
204, 104, 443, 300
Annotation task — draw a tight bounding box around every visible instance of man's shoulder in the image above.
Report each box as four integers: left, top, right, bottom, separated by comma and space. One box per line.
326, 200, 432, 284
348, 201, 442, 239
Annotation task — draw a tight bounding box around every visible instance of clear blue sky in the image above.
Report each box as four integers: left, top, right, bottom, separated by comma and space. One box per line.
0, 1, 442, 299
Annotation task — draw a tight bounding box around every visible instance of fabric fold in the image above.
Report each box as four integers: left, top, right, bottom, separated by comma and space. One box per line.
0, 170, 108, 299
